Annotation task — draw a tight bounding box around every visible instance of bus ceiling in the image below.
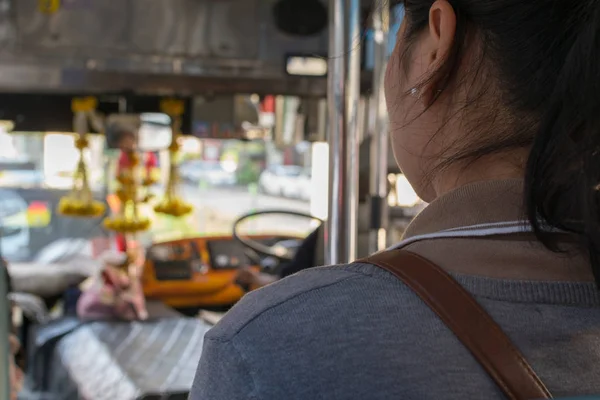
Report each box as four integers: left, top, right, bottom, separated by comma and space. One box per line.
0, 0, 384, 97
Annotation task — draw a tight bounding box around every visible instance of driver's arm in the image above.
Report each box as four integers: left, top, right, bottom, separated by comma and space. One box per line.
278, 226, 323, 279
252, 272, 279, 289
236, 268, 278, 290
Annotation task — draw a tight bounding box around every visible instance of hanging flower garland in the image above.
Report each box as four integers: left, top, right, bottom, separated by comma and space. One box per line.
57, 97, 106, 218
154, 98, 193, 217
103, 129, 153, 234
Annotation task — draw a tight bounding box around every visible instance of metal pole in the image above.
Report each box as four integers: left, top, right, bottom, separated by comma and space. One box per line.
0, 260, 10, 400
369, 0, 390, 253
345, 0, 361, 262
325, 0, 347, 265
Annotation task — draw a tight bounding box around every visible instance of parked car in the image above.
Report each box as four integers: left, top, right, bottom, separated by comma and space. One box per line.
0, 188, 30, 261
179, 160, 237, 186
281, 169, 312, 201
258, 165, 303, 197
0, 160, 44, 189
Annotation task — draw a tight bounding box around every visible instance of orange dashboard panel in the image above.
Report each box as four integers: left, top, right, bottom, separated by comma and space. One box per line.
142, 235, 281, 309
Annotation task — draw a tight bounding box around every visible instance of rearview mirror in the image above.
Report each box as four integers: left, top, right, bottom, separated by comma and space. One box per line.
139, 113, 172, 152
105, 113, 172, 152
285, 56, 327, 77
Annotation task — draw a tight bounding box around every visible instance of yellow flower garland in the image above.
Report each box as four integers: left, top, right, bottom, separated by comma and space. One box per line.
103, 215, 151, 233
58, 196, 105, 218
58, 98, 106, 219
103, 151, 153, 234
154, 99, 193, 218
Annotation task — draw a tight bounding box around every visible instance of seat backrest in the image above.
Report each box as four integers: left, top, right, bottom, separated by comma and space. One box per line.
314, 227, 326, 266
8, 261, 95, 299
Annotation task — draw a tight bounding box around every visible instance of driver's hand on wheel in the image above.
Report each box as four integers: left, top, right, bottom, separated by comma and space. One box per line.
236, 268, 279, 291
236, 267, 259, 287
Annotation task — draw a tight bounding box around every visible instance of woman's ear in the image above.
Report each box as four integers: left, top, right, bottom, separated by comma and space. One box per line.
419, 0, 457, 105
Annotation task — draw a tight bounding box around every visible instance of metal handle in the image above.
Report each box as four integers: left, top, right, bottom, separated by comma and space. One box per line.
0, 263, 11, 400
326, 0, 362, 265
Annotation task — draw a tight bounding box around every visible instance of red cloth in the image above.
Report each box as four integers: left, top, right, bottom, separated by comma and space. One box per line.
115, 151, 133, 253
119, 151, 156, 170
116, 234, 127, 253
119, 152, 156, 174
145, 152, 157, 168
114, 151, 156, 253
117, 151, 130, 171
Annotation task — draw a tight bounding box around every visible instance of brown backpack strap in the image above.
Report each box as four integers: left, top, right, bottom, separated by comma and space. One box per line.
360, 250, 552, 400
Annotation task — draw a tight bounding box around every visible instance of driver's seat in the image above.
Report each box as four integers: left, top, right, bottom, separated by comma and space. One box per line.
279, 227, 325, 278
315, 228, 326, 266
308, 226, 370, 268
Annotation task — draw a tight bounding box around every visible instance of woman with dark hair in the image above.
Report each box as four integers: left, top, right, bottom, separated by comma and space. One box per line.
191, 1, 600, 398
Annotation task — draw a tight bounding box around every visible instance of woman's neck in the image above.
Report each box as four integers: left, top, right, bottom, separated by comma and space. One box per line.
432, 149, 529, 199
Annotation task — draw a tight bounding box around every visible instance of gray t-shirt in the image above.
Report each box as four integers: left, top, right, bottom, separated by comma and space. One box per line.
190, 263, 600, 399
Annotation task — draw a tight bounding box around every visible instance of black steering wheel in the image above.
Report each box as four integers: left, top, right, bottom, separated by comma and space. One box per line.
232, 210, 323, 262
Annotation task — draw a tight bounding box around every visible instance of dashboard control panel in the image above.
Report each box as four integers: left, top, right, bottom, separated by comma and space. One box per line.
142, 234, 303, 308
205, 239, 249, 270
145, 235, 301, 281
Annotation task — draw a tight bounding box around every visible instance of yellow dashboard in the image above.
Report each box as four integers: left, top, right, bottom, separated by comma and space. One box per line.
142, 234, 296, 309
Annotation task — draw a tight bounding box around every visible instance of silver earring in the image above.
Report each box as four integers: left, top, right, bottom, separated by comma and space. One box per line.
410, 87, 419, 97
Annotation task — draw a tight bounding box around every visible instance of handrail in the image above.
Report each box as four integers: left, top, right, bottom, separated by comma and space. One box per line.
0, 260, 10, 400
368, 0, 391, 254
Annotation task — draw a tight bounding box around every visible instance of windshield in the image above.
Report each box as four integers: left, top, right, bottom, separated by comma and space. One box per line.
153, 138, 317, 243
0, 132, 106, 262
0, 131, 318, 262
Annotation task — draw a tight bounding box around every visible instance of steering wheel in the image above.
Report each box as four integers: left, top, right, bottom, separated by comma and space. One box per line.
232, 210, 323, 262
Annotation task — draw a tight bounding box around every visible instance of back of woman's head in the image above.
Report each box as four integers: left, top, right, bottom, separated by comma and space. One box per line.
386, 0, 600, 282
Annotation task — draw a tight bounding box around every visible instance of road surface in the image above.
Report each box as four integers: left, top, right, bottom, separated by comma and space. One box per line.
181, 184, 311, 217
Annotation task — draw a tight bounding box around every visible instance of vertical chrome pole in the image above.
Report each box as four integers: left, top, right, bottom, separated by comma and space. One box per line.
369, 0, 390, 253
0, 264, 10, 400
345, 0, 361, 262
325, 0, 347, 265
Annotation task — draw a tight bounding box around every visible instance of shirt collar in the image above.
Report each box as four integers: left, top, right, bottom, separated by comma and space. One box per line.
403, 179, 525, 239
398, 179, 594, 283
